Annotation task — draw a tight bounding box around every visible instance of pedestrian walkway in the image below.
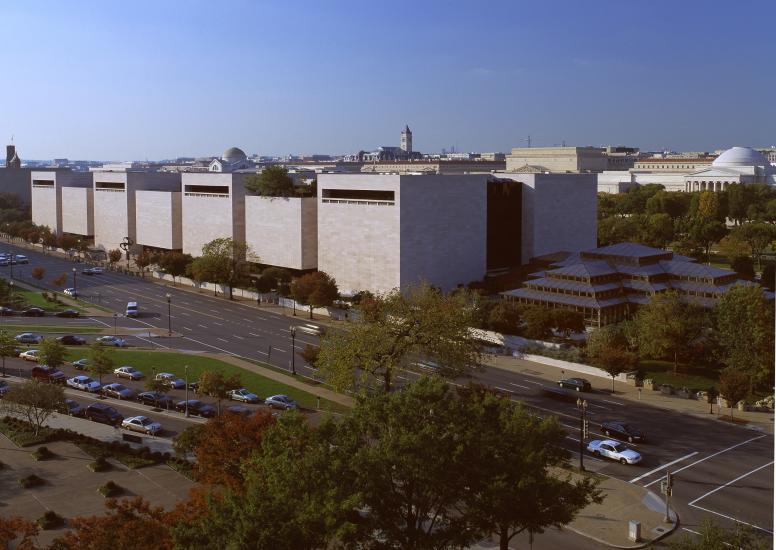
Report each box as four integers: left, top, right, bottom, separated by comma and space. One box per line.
486, 354, 774, 434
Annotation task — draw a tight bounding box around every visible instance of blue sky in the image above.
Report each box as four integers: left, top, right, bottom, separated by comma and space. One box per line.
1, 0, 774, 160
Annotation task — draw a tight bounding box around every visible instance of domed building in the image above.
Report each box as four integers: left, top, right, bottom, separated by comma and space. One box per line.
209, 146, 253, 173
684, 146, 776, 192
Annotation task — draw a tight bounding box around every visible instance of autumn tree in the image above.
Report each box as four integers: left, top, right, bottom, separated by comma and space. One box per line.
31, 266, 45, 281
0, 380, 64, 435
87, 343, 115, 386
586, 324, 638, 391
0, 516, 39, 550
51, 273, 67, 287
317, 284, 482, 392
108, 249, 122, 265
290, 271, 339, 319
634, 291, 708, 373
134, 251, 152, 277
196, 370, 241, 416
300, 344, 320, 368
157, 252, 193, 285
718, 369, 750, 422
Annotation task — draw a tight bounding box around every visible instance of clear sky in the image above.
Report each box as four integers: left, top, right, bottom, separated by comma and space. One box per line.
1, 0, 774, 160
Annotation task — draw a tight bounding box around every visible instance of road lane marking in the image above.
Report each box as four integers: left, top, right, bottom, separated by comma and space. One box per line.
689, 461, 774, 506
643, 435, 767, 488
233, 335, 244, 340
524, 380, 544, 386
688, 503, 773, 535
209, 309, 220, 314
198, 324, 207, 329
588, 403, 608, 410
600, 398, 624, 406
217, 338, 228, 343
510, 382, 530, 389
243, 318, 252, 322
134, 336, 168, 349
182, 327, 192, 331
213, 322, 223, 326
494, 386, 513, 394
629, 452, 699, 484
179, 312, 190, 316
248, 332, 259, 337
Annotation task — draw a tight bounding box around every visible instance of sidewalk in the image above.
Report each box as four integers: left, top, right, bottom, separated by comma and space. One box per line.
486, 354, 774, 434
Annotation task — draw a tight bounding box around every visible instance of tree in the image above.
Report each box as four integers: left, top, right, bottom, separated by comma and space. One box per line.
290, 271, 339, 319
461, 388, 602, 550
37, 338, 67, 371
761, 262, 775, 291
551, 309, 585, 338
637, 213, 675, 248
31, 266, 45, 281
144, 376, 170, 395
48, 497, 173, 550
318, 284, 482, 393
108, 249, 122, 265
718, 369, 750, 422
521, 306, 556, 340
717, 234, 752, 264
686, 217, 727, 261
244, 165, 295, 197
730, 256, 755, 279
645, 191, 692, 220
586, 324, 638, 391
697, 191, 722, 220
714, 285, 774, 392
197, 370, 241, 416
51, 273, 67, 287
485, 300, 522, 335
669, 518, 769, 550
191, 409, 275, 489
731, 222, 776, 270
57, 234, 78, 251
0, 331, 17, 378
190, 238, 256, 300
87, 343, 115, 386
0, 380, 64, 435
634, 292, 707, 373
0, 515, 39, 550
300, 344, 320, 368
134, 251, 152, 277
157, 252, 193, 285
172, 424, 204, 458
258, 267, 292, 295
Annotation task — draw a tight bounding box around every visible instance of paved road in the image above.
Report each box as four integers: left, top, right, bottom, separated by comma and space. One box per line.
1, 242, 773, 546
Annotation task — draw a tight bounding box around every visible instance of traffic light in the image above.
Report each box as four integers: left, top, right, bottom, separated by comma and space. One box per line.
666, 472, 673, 487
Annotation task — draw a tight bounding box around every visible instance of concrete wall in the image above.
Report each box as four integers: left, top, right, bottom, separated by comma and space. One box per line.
135, 191, 182, 250
93, 172, 129, 253
399, 174, 488, 291
181, 173, 246, 256
245, 196, 317, 270
60, 187, 93, 236
31, 174, 59, 233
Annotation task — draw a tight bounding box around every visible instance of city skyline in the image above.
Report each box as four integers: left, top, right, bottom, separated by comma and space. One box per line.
1, 0, 775, 159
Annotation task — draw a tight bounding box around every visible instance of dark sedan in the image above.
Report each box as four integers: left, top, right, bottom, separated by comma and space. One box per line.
137, 391, 175, 409
55, 309, 80, 318
175, 399, 216, 418
21, 307, 46, 317
57, 335, 87, 346
600, 420, 645, 443
558, 377, 592, 392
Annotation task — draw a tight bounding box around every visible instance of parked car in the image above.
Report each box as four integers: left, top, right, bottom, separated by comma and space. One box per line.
31, 365, 66, 384
587, 439, 642, 465
102, 383, 136, 400
600, 420, 646, 443
121, 415, 162, 435
264, 394, 298, 410
0, 380, 9, 398
0, 306, 14, 316
72, 358, 89, 370
55, 309, 80, 318
63, 288, 77, 297
15, 333, 43, 344
175, 399, 216, 418
95, 335, 126, 347
114, 366, 144, 380
19, 349, 39, 361
225, 405, 252, 417
84, 403, 123, 426
58, 398, 84, 416
558, 377, 592, 392
155, 372, 186, 390
66, 375, 101, 393
57, 335, 86, 346
228, 388, 260, 403
21, 307, 46, 317
82, 267, 103, 275
137, 391, 174, 409
14, 255, 28, 264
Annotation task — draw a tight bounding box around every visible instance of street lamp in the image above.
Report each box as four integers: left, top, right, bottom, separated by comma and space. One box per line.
166, 293, 172, 337
577, 398, 588, 472
72, 267, 77, 298
184, 365, 189, 417
290, 325, 296, 376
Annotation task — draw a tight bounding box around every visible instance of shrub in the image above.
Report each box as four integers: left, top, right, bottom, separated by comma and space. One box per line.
38, 510, 65, 530
32, 446, 54, 461
98, 480, 123, 498
19, 474, 45, 488
88, 455, 111, 472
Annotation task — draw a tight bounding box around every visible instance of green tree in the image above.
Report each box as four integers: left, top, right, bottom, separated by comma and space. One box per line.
645, 191, 692, 220
290, 271, 339, 319
597, 216, 636, 246
87, 343, 115, 386
317, 284, 482, 393
521, 306, 556, 340
634, 292, 707, 373
714, 284, 774, 391
485, 300, 522, 335
716, 233, 752, 264
551, 309, 585, 337
731, 222, 776, 270
718, 369, 750, 422
586, 324, 638, 391
37, 338, 67, 371
172, 424, 204, 458
697, 191, 722, 220
760, 262, 775, 291
244, 165, 296, 197
197, 370, 241, 416
730, 256, 755, 279
0, 331, 17, 378
259, 266, 292, 295
157, 252, 193, 285
637, 213, 675, 248
0, 380, 64, 435
686, 217, 727, 261
190, 237, 256, 300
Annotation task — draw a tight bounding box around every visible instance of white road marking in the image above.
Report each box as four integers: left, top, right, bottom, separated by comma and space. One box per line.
494, 386, 513, 394
630, 452, 699, 484
217, 338, 228, 343
243, 318, 252, 323
198, 324, 207, 329
509, 382, 530, 389
179, 312, 190, 317
209, 309, 220, 314
134, 336, 168, 349
689, 461, 774, 506
689, 502, 773, 535
233, 335, 244, 340
248, 332, 259, 337
588, 403, 608, 410
524, 379, 544, 386
182, 327, 192, 331
213, 322, 223, 326
643, 435, 767, 488
600, 398, 624, 406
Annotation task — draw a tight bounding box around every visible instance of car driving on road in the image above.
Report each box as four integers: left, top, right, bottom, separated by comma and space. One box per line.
122, 415, 162, 435
55, 309, 80, 318
228, 388, 260, 403
264, 394, 298, 410
600, 420, 646, 443
114, 366, 144, 380
21, 307, 45, 317
82, 267, 103, 275
63, 288, 77, 297
16, 333, 43, 345
587, 439, 642, 465
95, 335, 126, 347
66, 375, 102, 393
102, 383, 136, 400
557, 377, 592, 392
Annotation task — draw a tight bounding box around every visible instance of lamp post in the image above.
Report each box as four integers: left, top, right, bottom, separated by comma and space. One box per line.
290, 325, 296, 375
577, 398, 588, 472
72, 267, 77, 298
184, 365, 189, 417
166, 293, 172, 337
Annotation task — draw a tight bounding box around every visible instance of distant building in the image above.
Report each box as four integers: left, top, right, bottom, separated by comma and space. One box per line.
209, 147, 254, 173
361, 159, 505, 174
400, 125, 412, 153
502, 242, 773, 326
506, 146, 609, 173
352, 126, 423, 163
5, 144, 21, 169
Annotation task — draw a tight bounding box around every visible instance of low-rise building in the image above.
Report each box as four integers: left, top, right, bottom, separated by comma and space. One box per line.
245, 196, 317, 270
506, 146, 609, 173
31, 170, 92, 235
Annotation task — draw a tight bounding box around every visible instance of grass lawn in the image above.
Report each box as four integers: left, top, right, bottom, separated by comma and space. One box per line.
0, 324, 103, 334
14, 289, 87, 313
63, 349, 347, 412
642, 359, 719, 392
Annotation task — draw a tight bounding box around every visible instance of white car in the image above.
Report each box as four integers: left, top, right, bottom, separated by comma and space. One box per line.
96, 335, 126, 347
19, 349, 39, 361
114, 366, 144, 380
63, 288, 77, 297
587, 439, 642, 465
264, 394, 298, 410
66, 375, 102, 393
15, 255, 29, 264
121, 415, 162, 435
228, 388, 260, 403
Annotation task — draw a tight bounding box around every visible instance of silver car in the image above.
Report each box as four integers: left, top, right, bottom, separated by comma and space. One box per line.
264, 394, 298, 410
96, 335, 127, 347
15, 333, 43, 345
121, 415, 162, 435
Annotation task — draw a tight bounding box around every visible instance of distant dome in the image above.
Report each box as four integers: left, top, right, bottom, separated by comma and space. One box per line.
713, 147, 768, 167
222, 147, 247, 163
